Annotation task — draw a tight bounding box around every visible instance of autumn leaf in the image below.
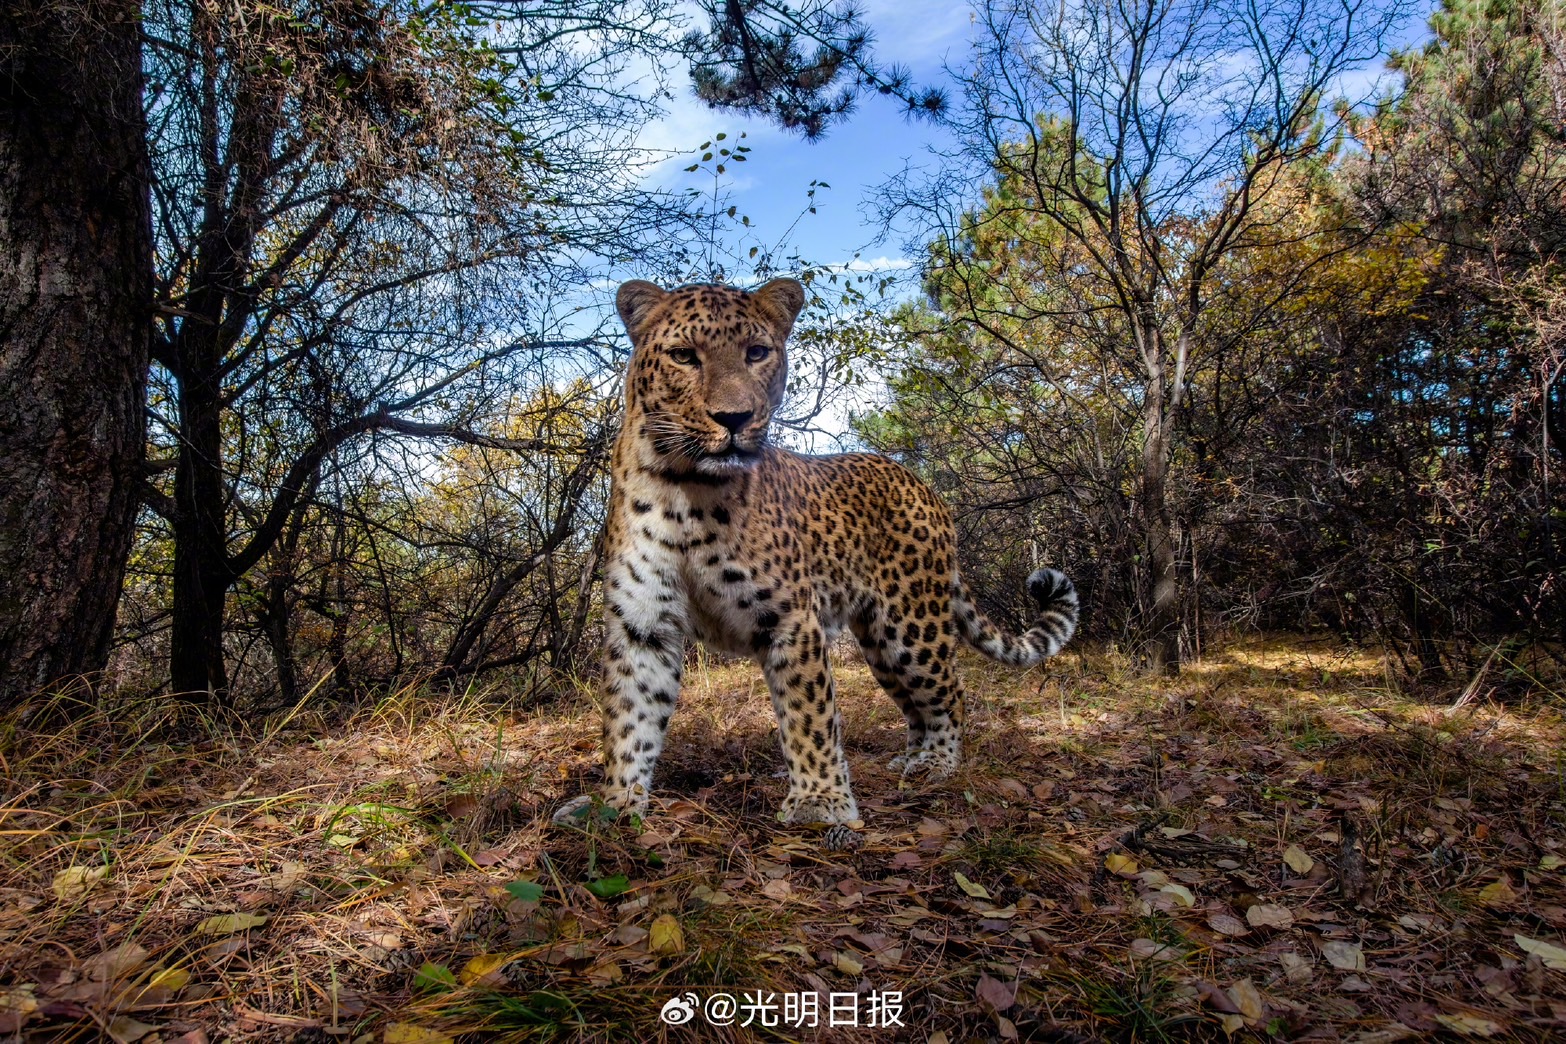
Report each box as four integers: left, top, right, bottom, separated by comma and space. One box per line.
1278, 952, 1313, 984
1321, 940, 1364, 971
1477, 878, 1516, 906
1208, 912, 1249, 936
107, 1016, 159, 1044
1433, 1012, 1505, 1036
975, 973, 1015, 1011
1515, 934, 1566, 969
1129, 938, 1181, 960
383, 1024, 456, 1044
148, 967, 190, 991
1227, 979, 1263, 1021
1283, 845, 1314, 874
52, 865, 108, 902
196, 912, 266, 936
459, 954, 509, 986
649, 914, 685, 955
953, 871, 992, 899
1104, 853, 1138, 877
833, 952, 864, 975
1245, 904, 1294, 929
87, 943, 150, 982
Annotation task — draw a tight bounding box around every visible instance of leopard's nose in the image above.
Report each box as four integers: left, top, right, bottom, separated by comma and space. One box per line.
710, 410, 753, 434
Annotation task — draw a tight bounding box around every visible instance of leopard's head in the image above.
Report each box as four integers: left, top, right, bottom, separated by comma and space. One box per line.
616, 278, 805, 477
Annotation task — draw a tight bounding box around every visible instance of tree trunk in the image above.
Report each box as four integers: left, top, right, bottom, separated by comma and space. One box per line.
0, 0, 150, 707
1140, 331, 1181, 676
169, 370, 233, 700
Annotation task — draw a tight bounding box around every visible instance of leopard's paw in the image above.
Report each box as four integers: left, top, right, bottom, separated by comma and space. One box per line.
897, 749, 960, 783
778, 789, 860, 827
551, 788, 647, 828
551, 794, 599, 825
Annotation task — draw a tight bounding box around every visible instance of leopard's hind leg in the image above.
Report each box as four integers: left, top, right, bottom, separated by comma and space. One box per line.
852, 603, 965, 781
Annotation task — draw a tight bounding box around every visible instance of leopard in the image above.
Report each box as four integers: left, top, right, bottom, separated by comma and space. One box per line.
553, 277, 1079, 834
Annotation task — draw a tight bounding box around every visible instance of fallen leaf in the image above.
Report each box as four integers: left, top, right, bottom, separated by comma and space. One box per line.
1227, 979, 1263, 1021
87, 943, 150, 982
975, 974, 1015, 1012
587, 961, 623, 985
761, 878, 793, 900
148, 967, 191, 991
1219, 1013, 1245, 1036
1477, 879, 1516, 906
383, 1024, 456, 1044
504, 880, 544, 903
108, 1016, 158, 1044
52, 865, 108, 902
1278, 952, 1313, 984
584, 875, 630, 899
998, 778, 1030, 800
1432, 1012, 1505, 1037
1129, 938, 1181, 960
1322, 940, 1364, 971
1159, 883, 1195, 907
413, 963, 457, 993
1515, 934, 1566, 970
649, 914, 685, 956
1208, 912, 1249, 937
459, 954, 509, 986
689, 884, 732, 905
1104, 853, 1139, 877
953, 872, 992, 899
1246, 904, 1294, 930
0, 985, 38, 1029
197, 912, 266, 936
1540, 855, 1564, 872
928, 1033, 950, 1044
1283, 845, 1315, 874
833, 952, 864, 975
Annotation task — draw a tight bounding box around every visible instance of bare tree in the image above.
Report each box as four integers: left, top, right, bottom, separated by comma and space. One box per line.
138, 0, 704, 700
918, 0, 1409, 671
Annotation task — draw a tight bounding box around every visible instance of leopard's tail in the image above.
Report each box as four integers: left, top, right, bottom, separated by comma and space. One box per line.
953, 567, 1079, 667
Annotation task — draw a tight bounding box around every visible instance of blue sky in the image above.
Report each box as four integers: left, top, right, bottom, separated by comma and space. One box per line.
636, 0, 974, 284
631, 0, 1435, 293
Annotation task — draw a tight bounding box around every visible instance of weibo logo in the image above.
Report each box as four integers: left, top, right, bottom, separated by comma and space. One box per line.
660, 993, 700, 1025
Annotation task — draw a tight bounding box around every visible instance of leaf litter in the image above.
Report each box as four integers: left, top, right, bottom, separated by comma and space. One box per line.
0, 637, 1563, 1040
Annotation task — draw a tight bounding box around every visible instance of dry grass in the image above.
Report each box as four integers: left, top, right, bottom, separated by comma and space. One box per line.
3, 636, 1566, 1042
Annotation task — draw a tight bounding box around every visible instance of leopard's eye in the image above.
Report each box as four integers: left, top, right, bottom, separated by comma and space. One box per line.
669, 347, 699, 366
745, 344, 771, 363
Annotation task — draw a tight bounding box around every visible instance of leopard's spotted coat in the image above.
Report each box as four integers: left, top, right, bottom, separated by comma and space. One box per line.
554, 278, 1079, 830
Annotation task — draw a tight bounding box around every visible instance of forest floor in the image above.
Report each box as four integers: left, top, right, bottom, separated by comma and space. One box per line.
3, 637, 1566, 1043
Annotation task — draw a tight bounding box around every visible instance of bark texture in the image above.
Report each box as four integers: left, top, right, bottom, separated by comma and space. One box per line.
0, 0, 150, 705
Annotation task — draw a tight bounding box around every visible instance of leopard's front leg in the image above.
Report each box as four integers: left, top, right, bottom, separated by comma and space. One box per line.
555, 564, 684, 825
761, 618, 859, 826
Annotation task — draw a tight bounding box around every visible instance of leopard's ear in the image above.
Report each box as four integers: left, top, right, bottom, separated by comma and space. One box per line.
616, 280, 668, 339
752, 278, 806, 328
